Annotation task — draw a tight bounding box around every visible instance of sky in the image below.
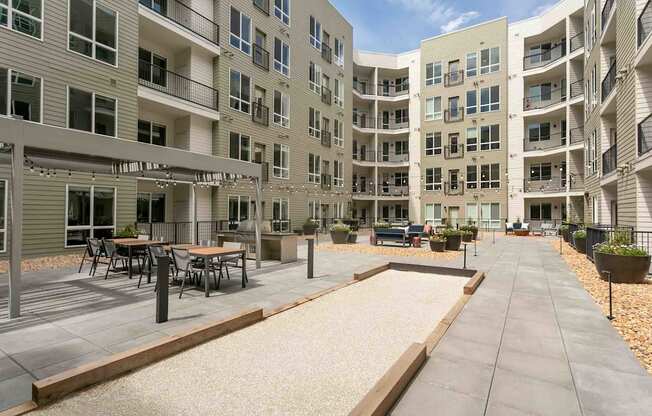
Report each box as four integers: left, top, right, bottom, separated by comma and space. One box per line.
329, 0, 560, 53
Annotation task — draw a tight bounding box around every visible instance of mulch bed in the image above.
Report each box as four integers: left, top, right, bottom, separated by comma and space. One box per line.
553, 240, 652, 374
316, 242, 462, 261
0, 254, 84, 274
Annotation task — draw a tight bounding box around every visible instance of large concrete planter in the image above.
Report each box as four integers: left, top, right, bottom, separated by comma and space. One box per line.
348, 233, 358, 244
562, 230, 570, 242
429, 240, 446, 252
445, 235, 462, 251
303, 224, 318, 235
462, 233, 473, 243
594, 252, 651, 283
574, 237, 586, 254
330, 230, 350, 244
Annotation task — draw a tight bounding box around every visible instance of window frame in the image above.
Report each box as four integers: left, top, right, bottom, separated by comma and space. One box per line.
466, 52, 477, 77
309, 15, 321, 50
480, 124, 500, 151
229, 132, 251, 162
68, 0, 119, 67
467, 165, 478, 189
480, 163, 501, 189
425, 62, 442, 86
1, 0, 44, 41
274, 0, 290, 26
272, 197, 290, 232
480, 46, 500, 74
333, 160, 344, 187
64, 184, 117, 248
0, 180, 7, 253
273, 37, 290, 77
228, 195, 251, 226
273, 89, 290, 128
137, 191, 166, 223
308, 107, 321, 139
334, 78, 344, 108
229, 69, 251, 114
229, 6, 252, 55
425, 132, 442, 156
1, 68, 43, 123
425, 96, 442, 121
137, 119, 166, 146
466, 127, 478, 152
424, 203, 442, 225
333, 118, 344, 147
66, 85, 117, 137
273, 143, 290, 179
466, 90, 477, 115
309, 61, 322, 95
425, 167, 442, 191
308, 153, 321, 183
334, 37, 344, 66
480, 85, 500, 113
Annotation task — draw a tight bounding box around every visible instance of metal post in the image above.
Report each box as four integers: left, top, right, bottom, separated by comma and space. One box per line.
560, 234, 563, 255
9, 143, 23, 319
307, 237, 314, 279
463, 243, 468, 269
474, 238, 477, 256
605, 270, 614, 320
156, 256, 169, 323
493, 228, 495, 244
191, 185, 197, 245
254, 177, 263, 270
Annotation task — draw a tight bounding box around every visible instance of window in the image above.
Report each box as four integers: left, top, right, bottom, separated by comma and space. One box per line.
425, 204, 442, 225
466, 90, 477, 115
480, 47, 500, 74
308, 107, 321, 138
0, 69, 42, 122
138, 48, 167, 87
467, 165, 478, 189
274, 0, 290, 26
309, 62, 321, 94
425, 132, 442, 156
1, 0, 42, 39
335, 38, 344, 66
425, 97, 442, 120
0, 180, 6, 252
308, 200, 321, 221
229, 132, 251, 161
229, 69, 251, 113
333, 202, 345, 219
480, 164, 500, 188
528, 122, 551, 142
425, 167, 442, 191
68, 87, 116, 136
334, 119, 344, 147
466, 52, 477, 77
334, 78, 344, 107
274, 37, 290, 77
481, 202, 501, 229
425, 62, 442, 86
137, 120, 166, 146
530, 163, 552, 181
587, 129, 598, 175
69, 0, 117, 65
309, 16, 321, 50
480, 124, 500, 150
395, 140, 409, 155
273, 90, 290, 128
273, 143, 289, 179
65, 185, 115, 247
228, 195, 250, 226
334, 160, 344, 187
230, 7, 251, 54
466, 203, 478, 224
272, 198, 290, 232
529, 203, 552, 220
137, 192, 166, 223
480, 85, 500, 112
308, 153, 321, 183
466, 127, 477, 152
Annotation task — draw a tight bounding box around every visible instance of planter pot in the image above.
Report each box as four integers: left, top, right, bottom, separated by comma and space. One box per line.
348, 233, 358, 244
330, 230, 350, 244
429, 240, 446, 252
445, 235, 462, 251
462, 234, 473, 243
574, 237, 587, 254
594, 252, 651, 283
472, 230, 479, 240
562, 230, 570, 242
303, 224, 318, 235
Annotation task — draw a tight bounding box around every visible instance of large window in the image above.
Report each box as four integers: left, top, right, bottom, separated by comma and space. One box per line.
425, 167, 442, 191
334, 37, 344, 66
333, 119, 343, 147
137, 192, 166, 223
587, 129, 598, 175
272, 198, 289, 232
425, 97, 441, 120
1, 0, 42, 39
229, 7, 251, 54
138, 48, 167, 88
425, 204, 442, 225
0, 68, 42, 122
480, 85, 500, 112
466, 90, 477, 115
273, 143, 289, 179
65, 185, 115, 247
467, 165, 477, 189
309, 62, 321, 94
308, 153, 321, 183
68, 87, 116, 136
480, 124, 500, 150
69, 0, 117, 66
466, 52, 477, 77
425, 62, 442, 86
425, 132, 442, 156
308, 107, 321, 138
274, 37, 290, 77
274, 0, 290, 26
529, 203, 552, 220
530, 163, 552, 181
334, 78, 344, 108
229, 132, 251, 161
334, 160, 344, 187
466, 127, 478, 152
229, 69, 251, 113
480, 47, 500, 74
273, 90, 290, 128
480, 164, 500, 188
309, 16, 321, 50
0, 180, 6, 252
481, 202, 501, 229
137, 120, 166, 146
228, 195, 250, 226
528, 122, 551, 142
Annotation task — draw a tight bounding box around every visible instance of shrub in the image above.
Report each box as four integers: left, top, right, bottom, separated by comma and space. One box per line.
459, 225, 478, 233
610, 230, 632, 246
304, 218, 317, 226
573, 230, 587, 239
595, 242, 648, 257
373, 222, 390, 230
460, 230, 473, 237
115, 225, 141, 238
429, 234, 446, 242
329, 223, 351, 233
440, 228, 462, 237
559, 224, 570, 233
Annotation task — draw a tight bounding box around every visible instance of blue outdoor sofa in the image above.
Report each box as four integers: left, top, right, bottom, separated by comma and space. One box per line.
374, 225, 428, 246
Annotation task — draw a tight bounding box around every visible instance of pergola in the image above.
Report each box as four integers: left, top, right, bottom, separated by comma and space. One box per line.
0, 117, 264, 319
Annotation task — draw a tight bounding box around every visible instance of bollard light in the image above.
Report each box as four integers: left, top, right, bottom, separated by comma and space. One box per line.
604, 270, 614, 320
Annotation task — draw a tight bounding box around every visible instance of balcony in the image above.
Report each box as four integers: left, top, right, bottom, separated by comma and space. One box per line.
639, 0, 652, 47
570, 79, 584, 99
322, 43, 332, 64
602, 61, 616, 102
252, 43, 270, 71
444, 181, 465, 196
321, 130, 332, 148
378, 185, 409, 197
376, 83, 410, 98
524, 131, 567, 152
138, 60, 219, 111
353, 80, 374, 96
444, 108, 464, 123
253, 0, 270, 15
353, 150, 377, 162
444, 145, 464, 160
523, 87, 566, 111
602, 0, 615, 32
524, 177, 566, 193
321, 85, 332, 105
570, 32, 585, 52
444, 71, 464, 87
321, 174, 332, 190
570, 126, 585, 145
602, 143, 617, 175
252, 102, 269, 126
523, 43, 566, 71
638, 113, 652, 156
353, 114, 376, 130
139, 0, 219, 46
377, 116, 409, 131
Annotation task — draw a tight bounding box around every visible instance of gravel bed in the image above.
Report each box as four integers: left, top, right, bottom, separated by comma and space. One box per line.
33, 270, 468, 416
553, 240, 652, 373
0, 254, 82, 273
316, 242, 462, 260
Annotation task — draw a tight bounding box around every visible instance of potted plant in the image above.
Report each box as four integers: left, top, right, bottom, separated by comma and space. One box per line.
115, 225, 140, 238
460, 225, 478, 240
594, 238, 651, 283
329, 223, 351, 244
560, 224, 570, 242
348, 231, 358, 244
513, 217, 522, 230
461, 230, 473, 242
429, 235, 447, 252
573, 230, 587, 254
303, 219, 319, 236
441, 228, 463, 251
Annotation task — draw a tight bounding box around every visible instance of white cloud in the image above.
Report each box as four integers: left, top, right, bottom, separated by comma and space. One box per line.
385, 0, 480, 33
532, 2, 556, 16
441, 11, 480, 32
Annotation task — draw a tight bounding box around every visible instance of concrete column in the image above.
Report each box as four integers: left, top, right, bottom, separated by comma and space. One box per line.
9, 143, 23, 319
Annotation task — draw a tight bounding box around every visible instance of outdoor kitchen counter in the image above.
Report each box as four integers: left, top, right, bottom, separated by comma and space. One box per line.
218, 232, 298, 263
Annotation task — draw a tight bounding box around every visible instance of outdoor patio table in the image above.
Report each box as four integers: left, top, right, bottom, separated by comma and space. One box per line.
114, 240, 165, 280
188, 246, 247, 297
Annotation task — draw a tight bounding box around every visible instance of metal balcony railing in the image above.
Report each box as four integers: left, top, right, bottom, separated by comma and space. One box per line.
523, 86, 566, 111
639, 0, 652, 47
252, 102, 269, 126
570, 32, 585, 52
638, 113, 652, 156
602, 0, 615, 31
139, 0, 219, 46
444, 181, 465, 196
524, 131, 567, 152
524, 177, 566, 193
138, 60, 219, 110
570, 126, 585, 144
321, 130, 332, 148
523, 43, 566, 70
602, 143, 617, 175
353, 80, 374, 95
321, 42, 332, 63
444, 108, 464, 123
252, 43, 270, 71
570, 79, 584, 98
443, 145, 464, 159
602, 61, 617, 102
353, 150, 377, 162
321, 174, 332, 190
444, 71, 464, 87
377, 154, 410, 164
377, 185, 409, 197
321, 85, 332, 105
353, 114, 376, 129
377, 116, 409, 130
376, 83, 410, 97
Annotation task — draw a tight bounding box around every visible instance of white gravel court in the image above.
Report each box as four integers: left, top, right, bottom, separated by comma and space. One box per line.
34, 270, 469, 416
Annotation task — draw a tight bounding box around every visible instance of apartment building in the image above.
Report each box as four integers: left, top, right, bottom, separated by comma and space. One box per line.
0, 0, 352, 257
507, 0, 586, 225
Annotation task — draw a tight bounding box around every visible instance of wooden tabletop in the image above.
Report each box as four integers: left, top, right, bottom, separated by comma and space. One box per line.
164, 244, 201, 251
114, 239, 162, 247
189, 247, 245, 257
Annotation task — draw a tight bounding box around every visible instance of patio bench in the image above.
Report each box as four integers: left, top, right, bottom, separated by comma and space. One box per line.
374, 228, 410, 247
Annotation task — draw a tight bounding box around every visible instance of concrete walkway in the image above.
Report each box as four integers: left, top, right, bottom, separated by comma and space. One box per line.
392, 236, 652, 416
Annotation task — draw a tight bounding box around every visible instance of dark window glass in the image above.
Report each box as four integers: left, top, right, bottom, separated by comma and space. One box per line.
68, 88, 93, 132
94, 95, 116, 136
93, 187, 114, 226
